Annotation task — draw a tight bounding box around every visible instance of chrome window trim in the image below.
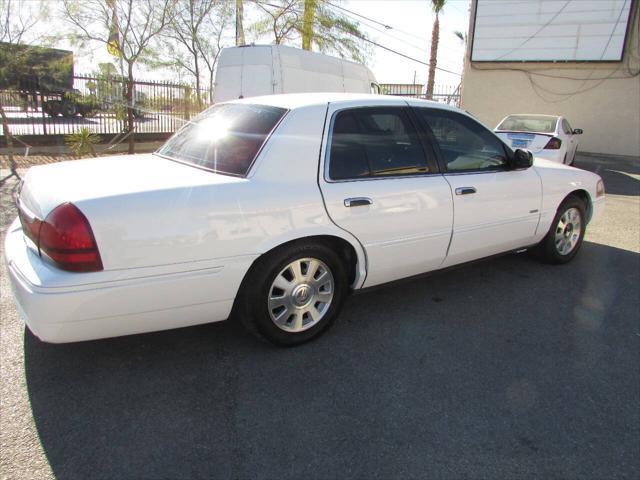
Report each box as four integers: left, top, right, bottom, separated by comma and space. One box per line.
443, 169, 512, 177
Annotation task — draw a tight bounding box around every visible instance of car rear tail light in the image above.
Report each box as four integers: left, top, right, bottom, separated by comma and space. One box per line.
38, 203, 103, 272
544, 137, 562, 149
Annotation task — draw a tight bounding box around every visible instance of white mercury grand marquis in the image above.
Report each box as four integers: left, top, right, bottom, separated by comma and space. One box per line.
5, 93, 605, 345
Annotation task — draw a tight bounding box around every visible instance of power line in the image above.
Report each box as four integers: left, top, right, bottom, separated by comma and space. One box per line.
254, 1, 462, 76
317, 0, 465, 74
320, 0, 392, 30
321, 0, 464, 52
322, 1, 464, 69
326, 2, 465, 57
494, 0, 571, 60
334, 26, 462, 76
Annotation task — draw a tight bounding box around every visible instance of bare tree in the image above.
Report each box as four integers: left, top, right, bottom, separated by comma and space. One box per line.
62, 0, 174, 154
0, 0, 44, 183
199, 6, 231, 103
251, 0, 299, 45
1, 0, 36, 43
152, 0, 231, 107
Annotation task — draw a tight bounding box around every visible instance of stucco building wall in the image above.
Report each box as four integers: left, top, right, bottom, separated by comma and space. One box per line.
461, 0, 640, 157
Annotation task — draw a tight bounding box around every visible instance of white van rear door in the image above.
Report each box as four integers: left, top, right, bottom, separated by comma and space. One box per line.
214, 47, 273, 102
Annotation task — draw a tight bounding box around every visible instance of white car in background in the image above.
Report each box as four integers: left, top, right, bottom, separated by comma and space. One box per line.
495, 114, 583, 165
5, 94, 604, 346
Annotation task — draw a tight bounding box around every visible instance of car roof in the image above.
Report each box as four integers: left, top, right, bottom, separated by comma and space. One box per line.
226, 92, 460, 111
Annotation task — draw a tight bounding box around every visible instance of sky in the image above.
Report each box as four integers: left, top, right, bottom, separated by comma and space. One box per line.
17, 0, 471, 90
338, 0, 471, 87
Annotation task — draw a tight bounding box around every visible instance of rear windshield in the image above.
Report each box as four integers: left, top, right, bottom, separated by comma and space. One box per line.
157, 103, 287, 176
497, 115, 557, 134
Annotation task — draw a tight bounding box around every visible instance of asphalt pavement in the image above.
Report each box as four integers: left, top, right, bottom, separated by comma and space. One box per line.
1, 153, 638, 479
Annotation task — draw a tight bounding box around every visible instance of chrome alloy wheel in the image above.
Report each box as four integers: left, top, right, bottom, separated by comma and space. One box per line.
555, 207, 582, 255
267, 257, 335, 332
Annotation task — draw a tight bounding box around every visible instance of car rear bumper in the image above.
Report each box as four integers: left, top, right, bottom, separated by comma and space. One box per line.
4, 218, 254, 343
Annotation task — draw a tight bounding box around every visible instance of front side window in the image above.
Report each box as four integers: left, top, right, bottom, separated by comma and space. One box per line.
328, 107, 429, 180
562, 119, 573, 135
417, 109, 509, 172
157, 103, 287, 176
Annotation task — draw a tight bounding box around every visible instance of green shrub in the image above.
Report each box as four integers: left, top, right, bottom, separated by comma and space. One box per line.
65, 128, 100, 157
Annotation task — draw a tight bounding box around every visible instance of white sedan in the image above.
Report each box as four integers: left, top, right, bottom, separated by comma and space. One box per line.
5, 94, 605, 345
495, 114, 583, 165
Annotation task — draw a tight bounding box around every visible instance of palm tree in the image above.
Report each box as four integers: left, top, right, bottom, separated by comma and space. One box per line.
454, 30, 467, 44
426, 0, 446, 100
236, 0, 245, 46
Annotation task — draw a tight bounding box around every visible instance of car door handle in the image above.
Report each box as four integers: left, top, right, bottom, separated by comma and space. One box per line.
344, 197, 373, 207
455, 187, 477, 195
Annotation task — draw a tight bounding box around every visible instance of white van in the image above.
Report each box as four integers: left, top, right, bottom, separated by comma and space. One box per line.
213, 45, 380, 103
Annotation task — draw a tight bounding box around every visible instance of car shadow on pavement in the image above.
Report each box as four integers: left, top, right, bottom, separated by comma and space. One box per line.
24, 241, 640, 480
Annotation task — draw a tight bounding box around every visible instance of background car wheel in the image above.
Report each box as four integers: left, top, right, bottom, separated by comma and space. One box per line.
534, 195, 586, 264
236, 242, 349, 346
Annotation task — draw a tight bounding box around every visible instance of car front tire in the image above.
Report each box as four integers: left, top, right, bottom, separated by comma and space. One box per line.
236, 242, 349, 346
535, 195, 586, 264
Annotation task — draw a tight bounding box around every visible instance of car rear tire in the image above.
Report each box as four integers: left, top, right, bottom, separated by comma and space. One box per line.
534, 195, 586, 264
236, 242, 349, 346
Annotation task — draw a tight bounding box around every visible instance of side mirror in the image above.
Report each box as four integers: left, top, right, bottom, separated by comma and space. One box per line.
573, 128, 583, 135
511, 149, 533, 169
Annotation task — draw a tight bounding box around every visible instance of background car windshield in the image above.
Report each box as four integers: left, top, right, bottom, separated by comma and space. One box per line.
497, 115, 557, 133
157, 103, 287, 176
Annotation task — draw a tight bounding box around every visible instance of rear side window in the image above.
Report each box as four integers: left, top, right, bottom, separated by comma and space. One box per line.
157, 103, 287, 176
328, 107, 429, 180
417, 108, 508, 172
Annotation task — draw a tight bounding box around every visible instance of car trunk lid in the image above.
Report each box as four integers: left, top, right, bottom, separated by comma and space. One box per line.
495, 131, 554, 153
17, 153, 241, 220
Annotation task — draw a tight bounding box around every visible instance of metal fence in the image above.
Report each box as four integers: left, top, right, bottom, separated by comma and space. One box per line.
380, 83, 461, 107
1, 76, 461, 139
0, 74, 210, 137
